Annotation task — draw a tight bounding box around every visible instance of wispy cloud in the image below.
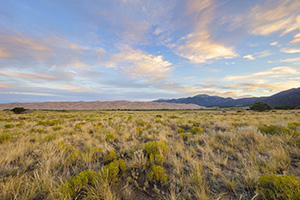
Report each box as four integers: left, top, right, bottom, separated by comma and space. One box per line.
174, 0, 238, 63
243, 50, 271, 60
226, 66, 299, 81
109, 45, 172, 80
280, 48, 300, 53
0, 48, 13, 58
243, 54, 255, 60
249, 0, 300, 36
280, 57, 300, 62
290, 32, 300, 44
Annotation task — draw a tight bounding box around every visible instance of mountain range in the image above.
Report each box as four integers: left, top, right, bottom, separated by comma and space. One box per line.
154, 87, 300, 108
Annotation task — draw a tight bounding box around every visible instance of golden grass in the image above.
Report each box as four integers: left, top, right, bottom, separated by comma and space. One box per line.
0, 109, 300, 199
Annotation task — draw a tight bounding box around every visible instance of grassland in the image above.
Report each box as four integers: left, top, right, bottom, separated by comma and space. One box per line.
0, 109, 300, 200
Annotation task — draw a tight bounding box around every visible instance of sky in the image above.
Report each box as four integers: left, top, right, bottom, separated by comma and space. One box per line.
0, 0, 300, 103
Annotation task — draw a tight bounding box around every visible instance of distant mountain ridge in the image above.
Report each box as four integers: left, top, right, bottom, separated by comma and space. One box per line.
154, 87, 300, 107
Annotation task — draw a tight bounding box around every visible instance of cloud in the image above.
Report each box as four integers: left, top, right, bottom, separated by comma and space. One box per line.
174, 0, 238, 63
270, 41, 279, 46
226, 66, 299, 81
243, 51, 271, 60
280, 57, 300, 62
0, 72, 57, 80
290, 32, 300, 44
243, 54, 255, 60
177, 33, 238, 63
249, 0, 300, 36
110, 45, 172, 79
280, 48, 300, 53
56, 84, 86, 92
0, 48, 13, 58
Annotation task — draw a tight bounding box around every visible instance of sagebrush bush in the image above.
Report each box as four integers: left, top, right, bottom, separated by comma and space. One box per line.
180, 132, 191, 140
0, 133, 12, 143
257, 175, 300, 200
101, 158, 126, 183
149, 153, 165, 165
62, 170, 97, 199
105, 133, 115, 142
144, 141, 169, 156
258, 125, 296, 136
147, 164, 168, 184
104, 149, 117, 163
189, 126, 204, 134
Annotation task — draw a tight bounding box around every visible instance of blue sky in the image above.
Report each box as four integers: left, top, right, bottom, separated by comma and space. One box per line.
0, 0, 300, 103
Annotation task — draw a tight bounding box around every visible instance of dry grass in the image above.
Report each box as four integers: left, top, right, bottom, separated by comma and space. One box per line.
0, 109, 300, 199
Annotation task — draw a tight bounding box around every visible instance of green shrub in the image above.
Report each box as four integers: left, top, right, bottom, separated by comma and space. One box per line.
62, 170, 97, 199
136, 120, 146, 126
105, 133, 115, 142
258, 125, 297, 136
37, 119, 64, 126
4, 124, 14, 128
257, 175, 300, 200
52, 126, 62, 131
11, 107, 26, 114
147, 164, 168, 184
149, 154, 164, 165
0, 134, 12, 143
177, 127, 185, 133
102, 159, 126, 183
180, 132, 191, 141
250, 101, 273, 112
169, 115, 178, 119
66, 150, 84, 166
232, 122, 249, 128
144, 141, 169, 156
89, 147, 103, 161
43, 134, 56, 142
189, 126, 204, 134
288, 122, 300, 131
104, 149, 117, 163
136, 126, 143, 134
258, 125, 279, 135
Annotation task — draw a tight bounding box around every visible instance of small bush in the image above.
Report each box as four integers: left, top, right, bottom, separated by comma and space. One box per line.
105, 133, 115, 142
11, 107, 26, 114
144, 141, 169, 156
136, 120, 146, 126
257, 175, 300, 200
258, 125, 297, 136
147, 164, 168, 184
104, 149, 117, 163
288, 122, 300, 131
37, 119, 64, 126
62, 170, 97, 199
258, 125, 278, 135
189, 126, 204, 134
4, 124, 14, 129
250, 101, 272, 112
177, 127, 185, 133
149, 154, 164, 165
136, 126, 143, 134
102, 159, 126, 183
89, 147, 103, 161
180, 132, 191, 141
66, 150, 84, 166
0, 134, 12, 143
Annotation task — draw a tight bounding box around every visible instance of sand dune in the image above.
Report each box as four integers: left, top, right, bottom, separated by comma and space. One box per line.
0, 101, 205, 110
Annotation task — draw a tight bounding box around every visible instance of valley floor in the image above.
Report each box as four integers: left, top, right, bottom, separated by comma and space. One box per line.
0, 109, 300, 199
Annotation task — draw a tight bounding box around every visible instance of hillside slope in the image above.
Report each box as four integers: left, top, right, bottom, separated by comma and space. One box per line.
155, 87, 300, 107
